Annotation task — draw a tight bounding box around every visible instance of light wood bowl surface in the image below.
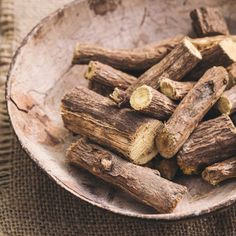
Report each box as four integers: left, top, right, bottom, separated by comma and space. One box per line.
6, 0, 236, 220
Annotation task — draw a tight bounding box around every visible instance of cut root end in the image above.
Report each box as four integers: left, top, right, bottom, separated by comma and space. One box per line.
156, 127, 176, 159
130, 120, 162, 165
130, 85, 153, 111
84, 61, 95, 80
217, 96, 232, 115
159, 80, 175, 100
220, 39, 236, 63
110, 88, 125, 104
184, 37, 202, 59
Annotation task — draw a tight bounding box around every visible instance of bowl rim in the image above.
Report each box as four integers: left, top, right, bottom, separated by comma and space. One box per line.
6, 0, 236, 221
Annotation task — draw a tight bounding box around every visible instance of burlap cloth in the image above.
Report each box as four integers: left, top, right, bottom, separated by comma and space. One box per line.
0, 0, 235, 235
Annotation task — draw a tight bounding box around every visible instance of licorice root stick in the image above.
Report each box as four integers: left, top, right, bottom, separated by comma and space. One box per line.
111, 37, 202, 106
202, 156, 236, 185
85, 61, 136, 96
67, 138, 187, 213
156, 66, 228, 159
177, 115, 236, 175
61, 86, 162, 164
73, 35, 184, 72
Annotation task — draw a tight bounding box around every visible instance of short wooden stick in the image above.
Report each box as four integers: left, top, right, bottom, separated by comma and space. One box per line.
202, 156, 236, 185
190, 7, 229, 37
61, 86, 162, 164
159, 79, 195, 101
130, 85, 176, 120
85, 61, 136, 96
177, 115, 236, 175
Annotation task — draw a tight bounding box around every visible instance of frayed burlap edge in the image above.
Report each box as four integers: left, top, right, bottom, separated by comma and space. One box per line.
0, 0, 16, 190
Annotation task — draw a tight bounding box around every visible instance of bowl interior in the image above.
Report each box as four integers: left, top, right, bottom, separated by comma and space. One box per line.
7, 0, 236, 219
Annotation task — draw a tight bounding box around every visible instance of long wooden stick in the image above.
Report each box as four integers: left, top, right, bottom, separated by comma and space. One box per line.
111, 37, 202, 106
61, 86, 162, 164
156, 66, 228, 159
73, 35, 236, 74
67, 138, 187, 213
190, 35, 236, 51
73, 35, 184, 72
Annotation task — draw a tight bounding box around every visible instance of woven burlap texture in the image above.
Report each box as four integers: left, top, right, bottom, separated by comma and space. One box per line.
0, 137, 235, 236
0, 0, 235, 235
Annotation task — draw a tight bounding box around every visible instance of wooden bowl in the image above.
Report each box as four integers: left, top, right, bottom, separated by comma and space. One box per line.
6, 0, 236, 220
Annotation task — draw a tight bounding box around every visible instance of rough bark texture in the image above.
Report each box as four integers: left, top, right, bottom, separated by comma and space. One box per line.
156, 67, 229, 159
155, 158, 179, 180
67, 138, 187, 213
185, 38, 236, 81
227, 63, 236, 89
111, 37, 202, 106
202, 156, 236, 185
190, 7, 229, 37
159, 79, 196, 101
217, 85, 236, 115
61, 86, 162, 164
72, 35, 184, 72
129, 85, 176, 120
85, 61, 136, 96
177, 115, 236, 175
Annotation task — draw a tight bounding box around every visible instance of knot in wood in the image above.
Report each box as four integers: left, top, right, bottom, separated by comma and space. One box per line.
153, 169, 160, 176
206, 80, 215, 93
223, 78, 228, 85
101, 157, 113, 172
